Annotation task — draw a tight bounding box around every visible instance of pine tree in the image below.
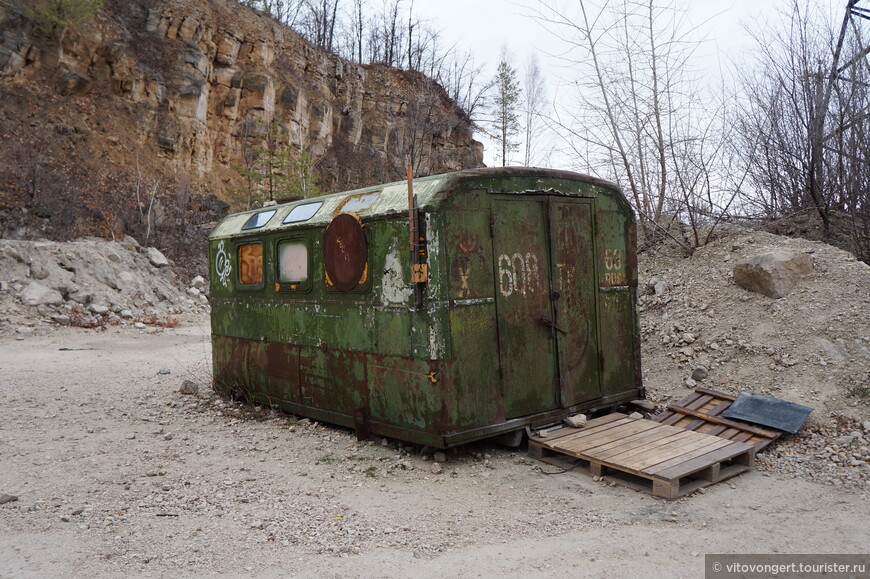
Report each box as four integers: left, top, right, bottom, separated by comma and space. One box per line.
490, 53, 522, 167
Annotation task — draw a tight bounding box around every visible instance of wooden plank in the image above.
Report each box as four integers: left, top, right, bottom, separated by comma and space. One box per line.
682, 419, 706, 431
552, 415, 633, 441
653, 443, 754, 480
630, 399, 658, 412
556, 420, 659, 454
733, 432, 754, 443
661, 413, 684, 426
695, 387, 737, 401
534, 427, 581, 443
531, 413, 628, 444
679, 391, 702, 406
528, 439, 545, 460
718, 428, 741, 440
675, 391, 703, 407
629, 435, 735, 474
706, 425, 728, 436
537, 416, 633, 446
602, 431, 709, 474
706, 400, 732, 417
585, 427, 686, 461
695, 423, 718, 435
645, 440, 749, 476
598, 430, 697, 464
624, 435, 733, 473
665, 405, 779, 438
687, 394, 714, 411
585, 413, 631, 428
653, 478, 680, 500
560, 422, 672, 457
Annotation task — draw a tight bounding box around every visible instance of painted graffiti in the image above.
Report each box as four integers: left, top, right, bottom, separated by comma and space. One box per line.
215, 240, 232, 288
458, 265, 471, 298
454, 233, 481, 299
498, 252, 541, 297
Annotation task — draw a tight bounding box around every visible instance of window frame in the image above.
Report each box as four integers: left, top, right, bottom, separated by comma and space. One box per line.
283, 201, 323, 225
275, 236, 313, 294
235, 241, 265, 291
241, 209, 278, 231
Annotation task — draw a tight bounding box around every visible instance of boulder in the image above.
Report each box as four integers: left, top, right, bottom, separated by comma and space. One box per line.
179, 380, 199, 395
29, 262, 50, 280
814, 337, 849, 362
732, 251, 812, 298
145, 247, 169, 268
19, 282, 64, 306
564, 413, 587, 428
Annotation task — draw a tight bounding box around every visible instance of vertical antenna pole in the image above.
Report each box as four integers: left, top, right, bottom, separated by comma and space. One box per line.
407, 161, 416, 257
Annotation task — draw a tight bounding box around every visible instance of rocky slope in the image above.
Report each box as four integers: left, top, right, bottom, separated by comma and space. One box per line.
638, 224, 870, 421
0, 237, 207, 332
0, 0, 481, 256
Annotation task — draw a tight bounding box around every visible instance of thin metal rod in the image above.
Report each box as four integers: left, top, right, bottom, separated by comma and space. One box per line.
407, 161, 416, 257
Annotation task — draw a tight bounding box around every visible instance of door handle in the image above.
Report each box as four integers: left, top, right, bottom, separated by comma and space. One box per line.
540, 315, 567, 335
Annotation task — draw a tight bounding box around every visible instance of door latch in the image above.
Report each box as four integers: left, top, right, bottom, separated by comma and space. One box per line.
539, 315, 567, 335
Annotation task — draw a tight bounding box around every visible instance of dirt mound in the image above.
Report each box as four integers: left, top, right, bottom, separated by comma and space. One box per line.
0, 237, 208, 333
638, 224, 870, 423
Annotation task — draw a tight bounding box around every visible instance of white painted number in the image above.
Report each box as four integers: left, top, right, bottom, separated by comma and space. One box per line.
498, 253, 540, 297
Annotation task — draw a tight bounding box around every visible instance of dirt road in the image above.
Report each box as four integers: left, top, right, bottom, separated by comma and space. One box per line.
1, 318, 867, 578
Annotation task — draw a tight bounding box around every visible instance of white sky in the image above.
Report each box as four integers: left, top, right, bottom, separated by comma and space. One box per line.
410, 0, 848, 167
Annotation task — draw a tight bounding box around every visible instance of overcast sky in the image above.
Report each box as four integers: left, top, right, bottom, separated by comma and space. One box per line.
409, 0, 848, 166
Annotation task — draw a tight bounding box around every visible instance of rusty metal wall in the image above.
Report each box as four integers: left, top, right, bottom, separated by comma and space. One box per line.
208, 168, 643, 447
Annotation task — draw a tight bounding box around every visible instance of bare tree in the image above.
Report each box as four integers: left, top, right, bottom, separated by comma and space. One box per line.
533, 0, 727, 249
387, 78, 453, 178
522, 52, 546, 166
437, 49, 492, 124
300, 0, 340, 51
731, 0, 869, 260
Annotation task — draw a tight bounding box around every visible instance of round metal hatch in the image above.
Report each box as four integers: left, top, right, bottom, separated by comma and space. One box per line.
324, 213, 367, 291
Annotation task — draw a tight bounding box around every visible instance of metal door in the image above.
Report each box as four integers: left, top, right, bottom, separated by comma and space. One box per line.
551, 199, 600, 405
492, 198, 558, 418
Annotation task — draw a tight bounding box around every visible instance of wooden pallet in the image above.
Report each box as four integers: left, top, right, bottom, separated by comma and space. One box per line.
529, 413, 755, 499
651, 387, 783, 451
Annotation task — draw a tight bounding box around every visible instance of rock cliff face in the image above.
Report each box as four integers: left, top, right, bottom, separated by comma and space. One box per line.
0, 0, 482, 255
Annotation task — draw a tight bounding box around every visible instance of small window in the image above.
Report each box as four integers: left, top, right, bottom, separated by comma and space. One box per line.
278, 241, 308, 283
336, 191, 380, 214
241, 209, 277, 230
238, 243, 263, 286
283, 202, 322, 224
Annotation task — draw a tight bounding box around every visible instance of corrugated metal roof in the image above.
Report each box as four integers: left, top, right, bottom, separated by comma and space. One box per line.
209, 167, 617, 240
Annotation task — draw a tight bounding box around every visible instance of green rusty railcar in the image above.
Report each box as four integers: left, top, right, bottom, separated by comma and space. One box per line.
208, 167, 643, 448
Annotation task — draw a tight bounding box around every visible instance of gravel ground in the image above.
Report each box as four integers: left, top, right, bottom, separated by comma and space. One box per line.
0, 317, 867, 578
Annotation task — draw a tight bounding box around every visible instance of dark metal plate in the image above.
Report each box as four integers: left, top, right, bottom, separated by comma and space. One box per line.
324, 213, 367, 291
721, 392, 813, 434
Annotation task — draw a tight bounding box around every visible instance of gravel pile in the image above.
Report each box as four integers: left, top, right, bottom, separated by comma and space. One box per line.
638, 224, 869, 490
756, 417, 870, 490
0, 238, 209, 333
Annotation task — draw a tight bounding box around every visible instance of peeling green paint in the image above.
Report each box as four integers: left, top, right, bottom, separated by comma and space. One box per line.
209, 167, 643, 448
